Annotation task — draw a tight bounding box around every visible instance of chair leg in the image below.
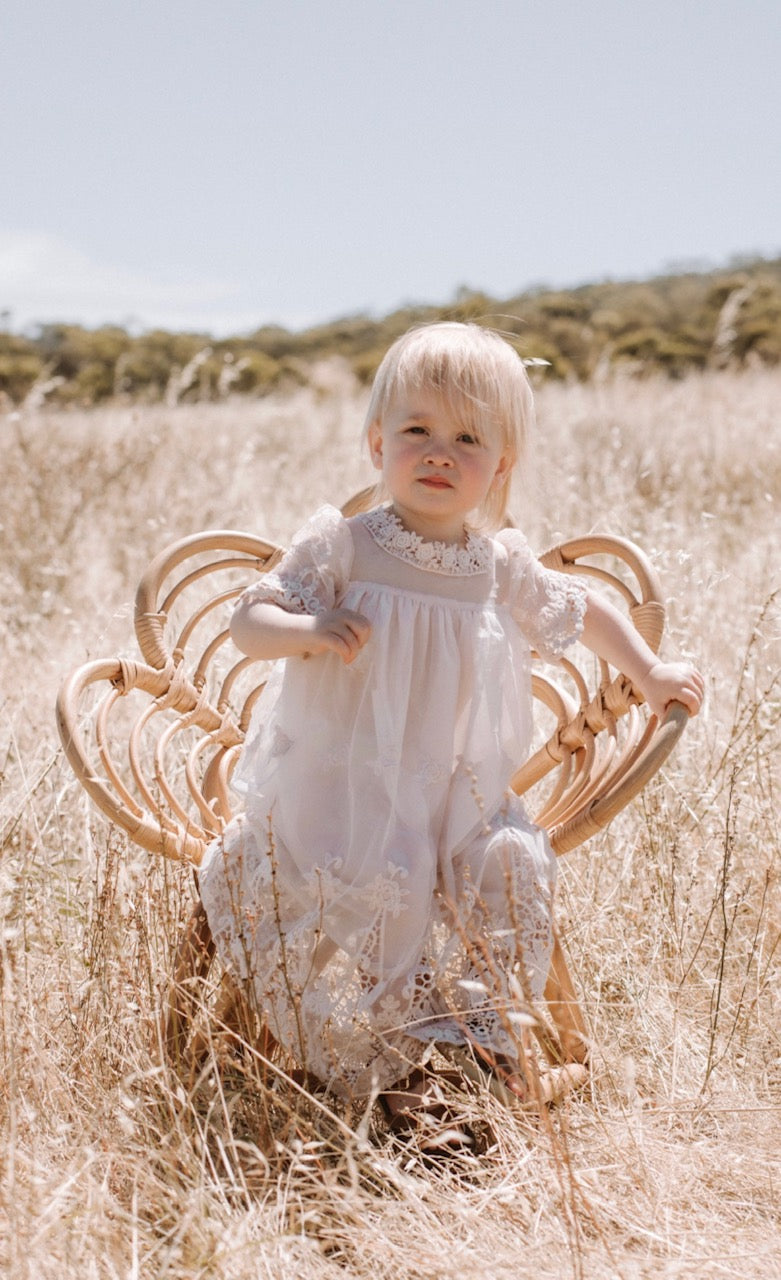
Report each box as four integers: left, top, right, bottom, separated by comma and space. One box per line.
163, 898, 280, 1083
189, 973, 279, 1078
543, 931, 589, 1065
163, 898, 215, 1065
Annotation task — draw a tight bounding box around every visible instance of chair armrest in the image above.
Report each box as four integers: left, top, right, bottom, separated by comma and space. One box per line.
548, 701, 689, 855
56, 657, 209, 863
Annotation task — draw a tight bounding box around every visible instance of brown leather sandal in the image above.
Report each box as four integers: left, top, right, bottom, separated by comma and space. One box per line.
379, 1067, 474, 1154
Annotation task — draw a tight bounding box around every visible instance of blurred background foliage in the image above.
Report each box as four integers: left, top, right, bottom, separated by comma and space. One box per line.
2, 256, 780, 408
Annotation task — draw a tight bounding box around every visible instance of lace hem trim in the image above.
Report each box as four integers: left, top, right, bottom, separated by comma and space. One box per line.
362, 506, 492, 576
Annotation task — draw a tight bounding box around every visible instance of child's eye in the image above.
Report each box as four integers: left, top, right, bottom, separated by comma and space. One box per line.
457, 431, 480, 445
405, 424, 428, 435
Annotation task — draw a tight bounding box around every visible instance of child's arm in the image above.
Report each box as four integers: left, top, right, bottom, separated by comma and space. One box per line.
231, 599, 371, 665
580, 592, 704, 719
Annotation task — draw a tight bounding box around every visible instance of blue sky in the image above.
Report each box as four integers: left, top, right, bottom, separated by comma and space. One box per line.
2, 0, 779, 335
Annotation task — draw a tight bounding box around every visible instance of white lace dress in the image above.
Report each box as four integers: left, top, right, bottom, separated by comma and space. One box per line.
199, 505, 587, 1097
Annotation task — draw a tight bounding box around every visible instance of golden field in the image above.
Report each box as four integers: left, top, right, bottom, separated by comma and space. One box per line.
1, 362, 779, 1278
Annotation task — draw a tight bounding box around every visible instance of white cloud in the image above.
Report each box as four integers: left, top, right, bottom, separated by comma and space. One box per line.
0, 230, 310, 335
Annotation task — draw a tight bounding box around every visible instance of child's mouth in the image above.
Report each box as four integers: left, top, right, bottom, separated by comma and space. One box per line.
419, 477, 453, 489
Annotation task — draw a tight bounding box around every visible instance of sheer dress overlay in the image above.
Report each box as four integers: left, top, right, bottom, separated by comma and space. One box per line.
199, 505, 587, 1096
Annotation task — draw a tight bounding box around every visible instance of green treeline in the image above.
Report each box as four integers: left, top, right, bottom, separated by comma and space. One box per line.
2, 256, 780, 408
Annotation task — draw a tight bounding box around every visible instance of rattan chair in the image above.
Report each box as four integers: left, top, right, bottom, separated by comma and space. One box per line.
56, 487, 689, 1090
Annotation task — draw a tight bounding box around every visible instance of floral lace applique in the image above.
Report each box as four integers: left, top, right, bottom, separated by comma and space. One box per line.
364, 861, 409, 917
245, 566, 328, 616
307, 855, 409, 919
200, 802, 556, 1095
237, 504, 353, 617
362, 506, 492, 576
376, 991, 403, 1022
496, 528, 588, 658
531, 582, 588, 656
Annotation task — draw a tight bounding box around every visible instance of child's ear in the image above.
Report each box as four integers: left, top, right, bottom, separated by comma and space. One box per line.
367, 421, 383, 470
491, 450, 513, 489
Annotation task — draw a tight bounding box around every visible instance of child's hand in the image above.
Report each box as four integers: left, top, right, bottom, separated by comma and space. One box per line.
636, 660, 705, 719
311, 608, 372, 664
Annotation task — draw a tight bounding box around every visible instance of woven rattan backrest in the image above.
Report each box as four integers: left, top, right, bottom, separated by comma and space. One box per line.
512, 535, 686, 852
57, 530, 283, 861
56, 490, 686, 864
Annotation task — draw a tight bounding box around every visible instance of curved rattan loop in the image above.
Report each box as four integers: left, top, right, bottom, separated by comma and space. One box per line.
95, 687, 146, 819
549, 701, 688, 854
540, 533, 662, 604
200, 741, 242, 824
217, 653, 261, 712
154, 718, 207, 832
56, 660, 206, 861
135, 532, 283, 668
185, 734, 227, 831
174, 595, 238, 661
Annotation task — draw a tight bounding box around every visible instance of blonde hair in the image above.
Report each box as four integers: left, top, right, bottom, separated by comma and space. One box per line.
363, 322, 534, 529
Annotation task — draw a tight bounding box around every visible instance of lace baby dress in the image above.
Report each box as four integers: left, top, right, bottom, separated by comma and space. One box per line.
199, 505, 587, 1097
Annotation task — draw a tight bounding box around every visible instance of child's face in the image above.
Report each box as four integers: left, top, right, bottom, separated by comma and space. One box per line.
368, 388, 511, 541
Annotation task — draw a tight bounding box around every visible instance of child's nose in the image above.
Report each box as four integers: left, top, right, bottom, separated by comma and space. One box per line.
424, 439, 454, 465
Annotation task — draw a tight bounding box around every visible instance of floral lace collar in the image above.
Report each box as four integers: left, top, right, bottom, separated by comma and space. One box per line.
362, 506, 492, 576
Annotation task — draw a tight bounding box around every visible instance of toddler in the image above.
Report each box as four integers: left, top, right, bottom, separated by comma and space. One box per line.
199, 323, 703, 1123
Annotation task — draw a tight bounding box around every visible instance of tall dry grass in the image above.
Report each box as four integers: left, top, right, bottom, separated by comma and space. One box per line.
1, 361, 779, 1278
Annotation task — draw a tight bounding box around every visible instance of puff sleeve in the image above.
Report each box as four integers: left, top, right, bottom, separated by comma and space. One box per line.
238, 505, 354, 616
496, 528, 588, 660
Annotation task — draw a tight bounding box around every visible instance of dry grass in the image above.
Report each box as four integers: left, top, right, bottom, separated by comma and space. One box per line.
1, 362, 779, 1279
